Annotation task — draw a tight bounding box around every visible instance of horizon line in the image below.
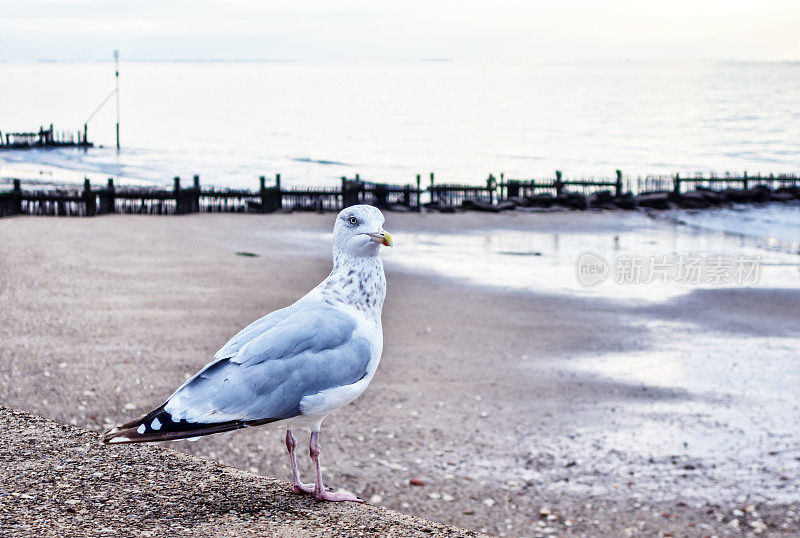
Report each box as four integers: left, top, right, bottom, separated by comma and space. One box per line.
1, 57, 800, 65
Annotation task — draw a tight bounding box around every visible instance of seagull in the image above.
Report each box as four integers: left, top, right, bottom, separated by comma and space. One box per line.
103, 205, 392, 502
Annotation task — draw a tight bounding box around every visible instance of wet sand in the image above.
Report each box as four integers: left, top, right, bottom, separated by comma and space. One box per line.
1, 212, 798, 536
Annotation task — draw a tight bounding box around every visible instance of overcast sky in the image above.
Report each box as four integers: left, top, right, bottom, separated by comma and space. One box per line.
1, 0, 798, 62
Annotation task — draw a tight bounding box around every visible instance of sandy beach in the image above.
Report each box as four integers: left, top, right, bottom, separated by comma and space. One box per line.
1, 211, 799, 536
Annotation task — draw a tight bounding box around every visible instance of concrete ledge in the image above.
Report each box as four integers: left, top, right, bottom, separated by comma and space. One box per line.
0, 407, 478, 537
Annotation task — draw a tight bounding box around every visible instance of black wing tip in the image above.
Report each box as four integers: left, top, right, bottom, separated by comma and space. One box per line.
101, 406, 280, 445
102, 403, 176, 444
101, 403, 167, 444
102, 420, 246, 444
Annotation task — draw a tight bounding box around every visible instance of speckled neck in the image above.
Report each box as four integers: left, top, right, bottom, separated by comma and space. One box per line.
319, 253, 386, 320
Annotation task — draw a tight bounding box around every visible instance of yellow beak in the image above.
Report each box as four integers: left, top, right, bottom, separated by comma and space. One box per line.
369, 229, 393, 247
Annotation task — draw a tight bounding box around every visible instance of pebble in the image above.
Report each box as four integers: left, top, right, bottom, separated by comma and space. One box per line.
369, 494, 383, 504
409, 478, 425, 486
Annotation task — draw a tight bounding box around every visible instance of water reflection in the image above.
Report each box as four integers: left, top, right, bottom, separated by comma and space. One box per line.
382, 227, 800, 302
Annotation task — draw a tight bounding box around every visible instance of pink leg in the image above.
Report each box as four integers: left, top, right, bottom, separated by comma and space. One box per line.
309, 429, 363, 502
285, 430, 314, 494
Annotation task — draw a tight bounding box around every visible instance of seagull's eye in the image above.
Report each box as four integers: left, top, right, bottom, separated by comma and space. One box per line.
348, 216, 358, 226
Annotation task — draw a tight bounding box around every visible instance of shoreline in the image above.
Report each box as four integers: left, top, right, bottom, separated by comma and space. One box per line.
1, 212, 798, 536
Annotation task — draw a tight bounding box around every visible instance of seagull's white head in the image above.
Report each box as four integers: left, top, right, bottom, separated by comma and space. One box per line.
333, 205, 393, 259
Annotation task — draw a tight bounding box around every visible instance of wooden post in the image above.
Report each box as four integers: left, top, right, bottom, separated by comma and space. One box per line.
258, 175, 267, 213
106, 178, 116, 213
673, 173, 681, 194
173, 176, 183, 214
274, 173, 282, 211
415, 174, 421, 211
192, 174, 201, 213
114, 50, 120, 150
12, 179, 22, 215
743, 171, 749, 191
342, 177, 356, 208
616, 170, 623, 196
83, 178, 96, 217
555, 170, 564, 195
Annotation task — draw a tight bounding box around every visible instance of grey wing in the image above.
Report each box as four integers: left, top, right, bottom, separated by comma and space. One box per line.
213, 301, 302, 360
164, 302, 373, 424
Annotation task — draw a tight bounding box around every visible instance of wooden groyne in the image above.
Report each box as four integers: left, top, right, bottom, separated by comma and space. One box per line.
1, 170, 798, 218
0, 124, 92, 150
0, 174, 422, 217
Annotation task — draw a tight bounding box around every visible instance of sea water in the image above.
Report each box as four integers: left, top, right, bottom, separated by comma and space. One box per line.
1, 60, 799, 189
3, 60, 799, 281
